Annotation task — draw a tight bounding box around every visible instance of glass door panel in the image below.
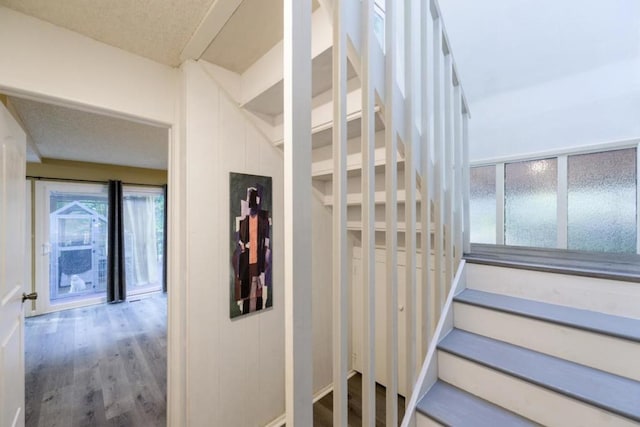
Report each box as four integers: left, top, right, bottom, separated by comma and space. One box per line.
123, 187, 165, 296
49, 189, 108, 302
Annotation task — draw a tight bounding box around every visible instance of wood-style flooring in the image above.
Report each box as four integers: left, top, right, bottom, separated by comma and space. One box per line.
25, 294, 167, 427
26, 294, 403, 426
313, 373, 406, 426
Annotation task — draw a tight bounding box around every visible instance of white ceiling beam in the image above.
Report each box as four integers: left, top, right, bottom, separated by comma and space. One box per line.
179, 0, 244, 63
239, 6, 333, 107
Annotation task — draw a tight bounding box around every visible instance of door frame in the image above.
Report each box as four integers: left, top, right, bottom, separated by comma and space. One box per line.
0, 87, 185, 426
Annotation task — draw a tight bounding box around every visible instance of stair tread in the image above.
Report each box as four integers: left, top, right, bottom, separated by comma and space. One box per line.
439, 329, 640, 421
416, 381, 537, 427
464, 245, 640, 283
455, 289, 640, 342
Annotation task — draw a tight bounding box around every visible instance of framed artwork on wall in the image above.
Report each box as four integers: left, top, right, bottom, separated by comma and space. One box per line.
229, 172, 273, 319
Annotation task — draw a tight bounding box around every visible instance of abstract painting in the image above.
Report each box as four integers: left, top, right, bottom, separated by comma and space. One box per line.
230, 172, 273, 319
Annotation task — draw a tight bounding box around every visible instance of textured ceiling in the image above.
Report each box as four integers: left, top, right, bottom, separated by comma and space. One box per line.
0, 0, 215, 66
10, 97, 169, 169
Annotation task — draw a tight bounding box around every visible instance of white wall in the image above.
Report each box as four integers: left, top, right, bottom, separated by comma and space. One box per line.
0, 6, 176, 126
469, 59, 640, 162
182, 60, 285, 426
438, 0, 640, 162
182, 60, 335, 425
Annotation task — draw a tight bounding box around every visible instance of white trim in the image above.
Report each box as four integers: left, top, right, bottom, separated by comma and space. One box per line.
471, 137, 640, 167
557, 155, 568, 249
179, 0, 243, 63
495, 163, 505, 245
24, 180, 33, 317
167, 113, 186, 426
637, 143, 640, 255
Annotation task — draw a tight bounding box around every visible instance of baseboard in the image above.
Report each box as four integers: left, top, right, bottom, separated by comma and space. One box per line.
264, 370, 358, 427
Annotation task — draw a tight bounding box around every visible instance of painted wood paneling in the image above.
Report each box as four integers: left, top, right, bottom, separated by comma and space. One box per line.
181, 61, 286, 426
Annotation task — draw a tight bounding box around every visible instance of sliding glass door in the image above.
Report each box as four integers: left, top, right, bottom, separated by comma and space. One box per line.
34, 181, 166, 315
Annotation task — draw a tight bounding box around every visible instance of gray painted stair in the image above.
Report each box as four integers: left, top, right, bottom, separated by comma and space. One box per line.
454, 288, 640, 342
416, 381, 538, 427
464, 244, 640, 283
439, 329, 640, 422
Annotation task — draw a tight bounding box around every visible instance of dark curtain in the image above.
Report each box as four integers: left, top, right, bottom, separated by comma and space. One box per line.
162, 184, 168, 293
107, 180, 126, 302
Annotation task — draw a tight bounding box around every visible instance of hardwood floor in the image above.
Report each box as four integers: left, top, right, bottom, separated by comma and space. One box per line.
313, 373, 406, 426
25, 294, 167, 427
26, 295, 405, 426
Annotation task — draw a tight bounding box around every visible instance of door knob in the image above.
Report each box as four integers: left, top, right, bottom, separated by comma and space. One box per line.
22, 292, 38, 303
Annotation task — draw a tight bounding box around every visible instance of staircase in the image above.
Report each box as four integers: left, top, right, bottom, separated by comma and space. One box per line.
202, 0, 469, 424
194, 0, 640, 425
410, 261, 640, 427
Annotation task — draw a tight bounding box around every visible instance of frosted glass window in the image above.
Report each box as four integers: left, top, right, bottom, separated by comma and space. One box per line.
470, 166, 496, 244
505, 158, 557, 247
568, 148, 637, 253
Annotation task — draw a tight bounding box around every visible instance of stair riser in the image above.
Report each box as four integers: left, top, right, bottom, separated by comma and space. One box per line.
466, 263, 640, 319
438, 351, 638, 427
417, 413, 444, 427
453, 303, 640, 382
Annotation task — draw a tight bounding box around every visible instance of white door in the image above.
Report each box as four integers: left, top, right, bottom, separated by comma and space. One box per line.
0, 102, 27, 427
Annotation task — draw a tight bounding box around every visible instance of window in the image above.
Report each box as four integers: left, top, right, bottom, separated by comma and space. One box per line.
504, 158, 557, 248
568, 148, 637, 253
469, 165, 496, 244
469, 146, 639, 254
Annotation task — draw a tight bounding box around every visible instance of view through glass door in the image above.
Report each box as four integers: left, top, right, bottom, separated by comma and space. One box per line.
49, 185, 108, 303
123, 186, 165, 296
35, 182, 166, 314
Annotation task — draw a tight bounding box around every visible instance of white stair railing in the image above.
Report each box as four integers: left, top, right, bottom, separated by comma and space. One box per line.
283, 0, 470, 424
